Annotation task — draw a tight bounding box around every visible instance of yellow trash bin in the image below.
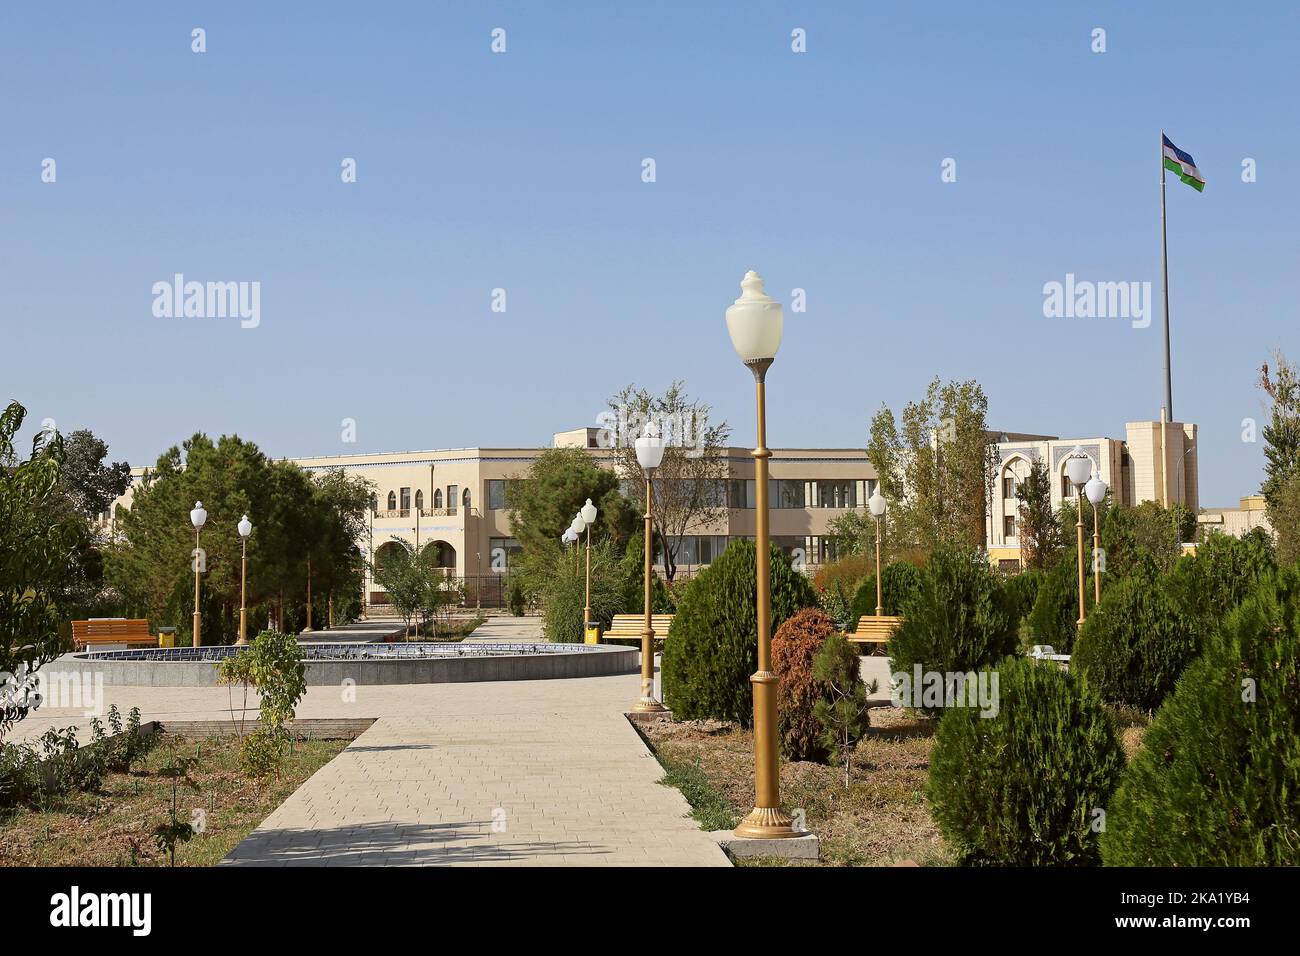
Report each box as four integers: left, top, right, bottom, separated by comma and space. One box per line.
584, 623, 601, 645
157, 627, 176, 648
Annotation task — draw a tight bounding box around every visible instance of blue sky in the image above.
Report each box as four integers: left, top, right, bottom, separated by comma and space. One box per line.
2, 1, 1295, 505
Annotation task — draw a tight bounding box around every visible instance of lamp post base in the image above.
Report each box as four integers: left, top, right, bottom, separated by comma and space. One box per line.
236, 608, 248, 646
734, 806, 802, 840
631, 697, 668, 714
192, 610, 202, 649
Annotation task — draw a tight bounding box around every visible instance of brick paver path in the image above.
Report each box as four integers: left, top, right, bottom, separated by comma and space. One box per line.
19, 630, 729, 867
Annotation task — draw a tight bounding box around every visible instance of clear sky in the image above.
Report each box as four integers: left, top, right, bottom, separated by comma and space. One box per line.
2, 1, 1295, 505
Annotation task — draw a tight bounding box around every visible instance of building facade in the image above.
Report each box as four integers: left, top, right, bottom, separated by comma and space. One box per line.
987, 419, 1200, 567
105, 416, 1221, 602
98, 429, 878, 606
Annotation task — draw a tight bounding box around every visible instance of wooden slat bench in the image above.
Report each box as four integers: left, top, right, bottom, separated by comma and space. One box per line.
72, 618, 154, 651
602, 614, 675, 645
847, 615, 902, 655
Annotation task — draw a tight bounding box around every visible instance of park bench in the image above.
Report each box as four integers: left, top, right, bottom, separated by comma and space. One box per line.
71, 618, 154, 651
602, 614, 675, 645
847, 615, 902, 655
1029, 645, 1071, 670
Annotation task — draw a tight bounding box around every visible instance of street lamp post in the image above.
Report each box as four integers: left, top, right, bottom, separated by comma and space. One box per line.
305, 555, 313, 632
359, 545, 369, 620
725, 270, 799, 841
562, 528, 578, 573
1065, 447, 1094, 627
868, 490, 887, 615
569, 515, 585, 576
190, 501, 207, 647
581, 497, 598, 634
633, 422, 667, 712
237, 514, 252, 645
1085, 473, 1108, 605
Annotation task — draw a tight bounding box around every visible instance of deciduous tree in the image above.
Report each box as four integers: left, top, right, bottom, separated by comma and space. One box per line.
604, 381, 730, 582
1260, 351, 1300, 559
0, 402, 84, 740
866, 377, 997, 558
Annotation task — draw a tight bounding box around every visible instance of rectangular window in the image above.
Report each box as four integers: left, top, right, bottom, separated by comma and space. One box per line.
771, 480, 804, 509
1004, 477, 1016, 499
399, 487, 411, 512
488, 537, 522, 572
729, 479, 755, 509
446, 485, 459, 514
772, 535, 807, 564
1061, 475, 1073, 498
487, 480, 507, 510
819, 480, 856, 508
1004, 515, 1016, 537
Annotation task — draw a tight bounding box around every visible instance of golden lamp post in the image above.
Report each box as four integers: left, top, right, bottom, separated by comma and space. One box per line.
189, 501, 207, 647
304, 555, 314, 633
725, 270, 801, 840
568, 512, 585, 578
632, 422, 667, 712
580, 498, 598, 632
1085, 472, 1108, 605
868, 489, 887, 615
237, 514, 252, 645
1065, 447, 1095, 627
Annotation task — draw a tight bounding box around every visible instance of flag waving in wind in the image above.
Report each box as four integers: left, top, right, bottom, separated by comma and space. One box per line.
1162, 134, 1205, 192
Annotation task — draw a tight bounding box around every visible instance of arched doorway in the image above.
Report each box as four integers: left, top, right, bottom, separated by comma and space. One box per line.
372, 540, 408, 576
423, 539, 457, 572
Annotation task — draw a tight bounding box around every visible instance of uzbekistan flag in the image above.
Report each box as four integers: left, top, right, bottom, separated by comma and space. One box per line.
1163, 134, 1205, 192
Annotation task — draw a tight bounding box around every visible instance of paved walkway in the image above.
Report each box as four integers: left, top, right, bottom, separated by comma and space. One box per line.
461, 614, 545, 643
16, 654, 729, 867
297, 619, 408, 643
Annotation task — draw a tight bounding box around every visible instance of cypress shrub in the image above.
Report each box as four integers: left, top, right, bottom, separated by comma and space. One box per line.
617, 530, 673, 615
1162, 528, 1275, 623
1102, 567, 1300, 865
772, 608, 860, 761
1072, 572, 1206, 711
662, 540, 816, 724
929, 656, 1125, 865
1026, 552, 1092, 653
1003, 568, 1044, 624
848, 561, 922, 628
888, 548, 1018, 712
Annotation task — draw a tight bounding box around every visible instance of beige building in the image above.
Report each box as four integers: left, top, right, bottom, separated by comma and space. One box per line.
987, 419, 1199, 567
105, 415, 1237, 600
1197, 494, 1272, 539
178, 427, 878, 606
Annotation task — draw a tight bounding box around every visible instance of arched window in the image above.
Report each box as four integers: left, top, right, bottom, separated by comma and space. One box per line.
415, 490, 424, 511
386, 491, 397, 511
434, 489, 443, 510
462, 488, 472, 510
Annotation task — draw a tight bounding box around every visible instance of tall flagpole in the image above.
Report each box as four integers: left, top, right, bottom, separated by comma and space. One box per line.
1159, 128, 1174, 422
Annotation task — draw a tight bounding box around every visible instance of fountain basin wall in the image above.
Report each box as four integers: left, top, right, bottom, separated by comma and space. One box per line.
64, 642, 639, 687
